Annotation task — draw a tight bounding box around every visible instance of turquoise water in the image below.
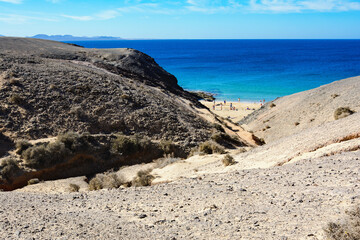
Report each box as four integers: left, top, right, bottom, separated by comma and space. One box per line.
67, 40, 360, 101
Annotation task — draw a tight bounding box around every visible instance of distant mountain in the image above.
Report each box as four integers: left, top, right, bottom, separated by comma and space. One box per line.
30, 34, 123, 41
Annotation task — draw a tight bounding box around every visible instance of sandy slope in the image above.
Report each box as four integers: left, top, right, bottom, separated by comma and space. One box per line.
240, 76, 360, 143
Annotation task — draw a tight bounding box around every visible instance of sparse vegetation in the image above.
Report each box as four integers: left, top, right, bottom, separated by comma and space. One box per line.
153, 156, 181, 169
270, 103, 276, 108
324, 205, 360, 240
334, 107, 355, 120
198, 141, 226, 155
160, 140, 176, 155
22, 141, 70, 168
211, 132, 242, 147
89, 173, 124, 191
0, 157, 20, 180
132, 169, 154, 187
111, 134, 151, 155
21, 132, 96, 169
222, 154, 236, 166
69, 183, 80, 192
15, 139, 32, 155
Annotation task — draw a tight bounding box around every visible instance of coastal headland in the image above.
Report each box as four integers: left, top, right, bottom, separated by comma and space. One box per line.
0, 37, 359, 239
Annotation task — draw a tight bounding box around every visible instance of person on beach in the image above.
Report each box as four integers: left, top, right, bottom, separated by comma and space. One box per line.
224, 100, 226, 105
230, 102, 233, 110
238, 98, 240, 102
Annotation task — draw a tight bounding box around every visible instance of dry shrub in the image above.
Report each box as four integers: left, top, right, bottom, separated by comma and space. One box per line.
22, 132, 95, 169
22, 141, 70, 168
132, 169, 154, 187
69, 183, 80, 192
15, 140, 32, 155
222, 154, 236, 166
211, 132, 226, 143
334, 107, 355, 120
154, 155, 181, 169
89, 173, 124, 191
211, 132, 242, 146
0, 157, 20, 180
160, 140, 176, 155
324, 205, 360, 240
111, 134, 150, 155
198, 141, 225, 155
57, 131, 93, 152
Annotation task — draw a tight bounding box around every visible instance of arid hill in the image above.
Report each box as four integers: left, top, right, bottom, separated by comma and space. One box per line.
0, 37, 249, 190
0, 37, 214, 148
239, 76, 360, 143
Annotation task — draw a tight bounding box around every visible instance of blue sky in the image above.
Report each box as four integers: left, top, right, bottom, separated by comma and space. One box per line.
1, 0, 360, 39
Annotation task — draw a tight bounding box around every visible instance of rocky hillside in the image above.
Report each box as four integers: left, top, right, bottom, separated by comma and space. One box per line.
0, 37, 213, 149
0, 37, 251, 190
239, 76, 360, 143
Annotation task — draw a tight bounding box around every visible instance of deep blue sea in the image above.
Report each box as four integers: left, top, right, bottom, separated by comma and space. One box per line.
66, 40, 360, 102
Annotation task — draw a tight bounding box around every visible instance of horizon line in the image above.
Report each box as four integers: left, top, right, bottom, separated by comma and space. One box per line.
1, 36, 360, 41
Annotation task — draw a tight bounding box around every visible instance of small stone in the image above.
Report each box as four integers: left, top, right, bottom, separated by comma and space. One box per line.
139, 214, 147, 219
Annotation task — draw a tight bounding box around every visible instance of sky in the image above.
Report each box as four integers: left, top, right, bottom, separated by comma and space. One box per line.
1, 0, 360, 39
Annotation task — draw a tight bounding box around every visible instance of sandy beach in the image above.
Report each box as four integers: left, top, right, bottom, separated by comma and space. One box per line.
200, 100, 262, 122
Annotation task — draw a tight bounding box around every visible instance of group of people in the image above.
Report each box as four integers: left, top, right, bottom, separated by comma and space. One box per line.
211, 98, 266, 111
212, 99, 238, 111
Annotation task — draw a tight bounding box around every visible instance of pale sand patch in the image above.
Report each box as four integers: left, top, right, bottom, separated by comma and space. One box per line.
15, 176, 88, 193
151, 154, 224, 184
200, 100, 261, 122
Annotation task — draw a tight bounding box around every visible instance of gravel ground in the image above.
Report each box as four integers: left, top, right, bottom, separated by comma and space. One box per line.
1, 150, 359, 240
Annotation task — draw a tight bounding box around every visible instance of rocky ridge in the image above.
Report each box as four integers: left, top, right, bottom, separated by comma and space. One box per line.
0, 37, 209, 145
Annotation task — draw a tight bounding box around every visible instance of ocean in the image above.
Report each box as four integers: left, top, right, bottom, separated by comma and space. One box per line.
66, 40, 360, 102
